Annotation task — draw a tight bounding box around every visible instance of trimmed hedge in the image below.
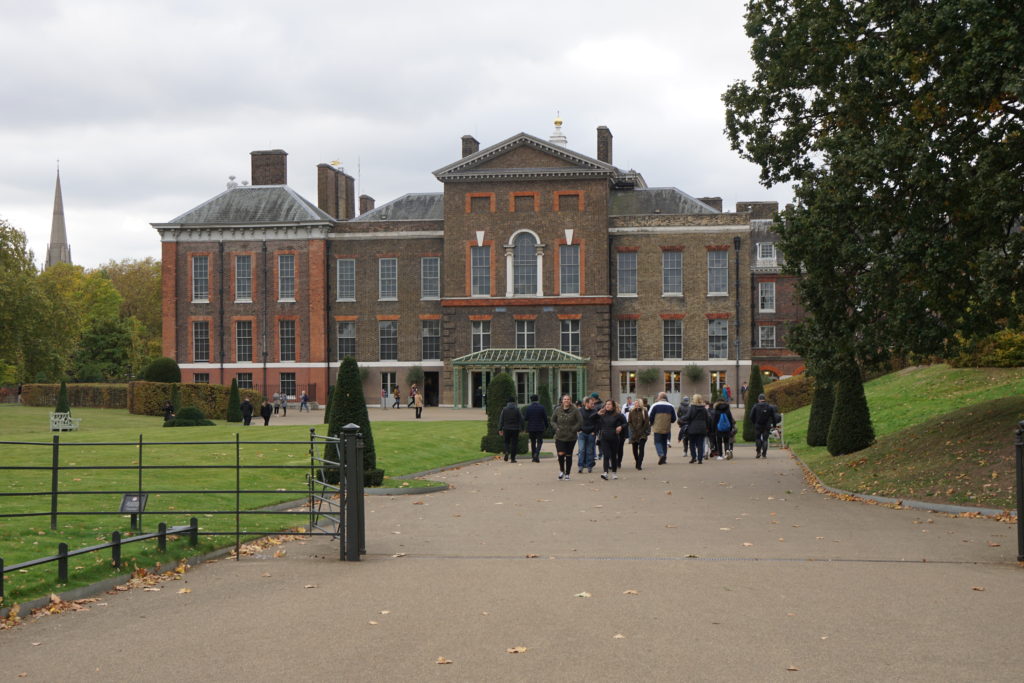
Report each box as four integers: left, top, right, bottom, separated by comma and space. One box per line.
164, 406, 214, 427
128, 381, 262, 417
764, 374, 813, 414
22, 383, 129, 409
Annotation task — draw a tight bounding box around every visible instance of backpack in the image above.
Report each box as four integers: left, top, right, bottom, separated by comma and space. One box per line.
717, 411, 731, 432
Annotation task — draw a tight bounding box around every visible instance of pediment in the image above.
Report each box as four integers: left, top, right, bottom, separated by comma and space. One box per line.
433, 132, 615, 183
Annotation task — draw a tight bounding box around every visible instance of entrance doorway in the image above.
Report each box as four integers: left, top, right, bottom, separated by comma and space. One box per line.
471, 370, 492, 408
514, 371, 535, 405
423, 372, 440, 407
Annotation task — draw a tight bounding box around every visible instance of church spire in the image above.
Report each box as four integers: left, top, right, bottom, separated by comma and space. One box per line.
45, 169, 72, 269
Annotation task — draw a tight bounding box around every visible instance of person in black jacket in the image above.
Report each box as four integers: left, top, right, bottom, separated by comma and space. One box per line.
523, 394, 549, 463
597, 400, 627, 480
749, 393, 781, 458
710, 399, 735, 460
498, 399, 525, 463
259, 400, 273, 426
683, 394, 713, 463
240, 398, 253, 426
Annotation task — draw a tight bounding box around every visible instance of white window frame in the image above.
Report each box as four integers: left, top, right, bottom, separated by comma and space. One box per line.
378, 320, 398, 360
192, 320, 210, 362
192, 255, 209, 303
757, 242, 778, 267
759, 325, 777, 349
708, 319, 729, 359
707, 250, 728, 295
421, 319, 441, 360
337, 320, 356, 360
470, 246, 490, 297
662, 319, 683, 360
617, 252, 637, 296
235, 320, 252, 362
279, 319, 296, 362
559, 244, 580, 295
378, 258, 398, 301
662, 250, 683, 296
617, 319, 638, 360
234, 254, 252, 302
336, 258, 356, 301
560, 319, 580, 354
512, 232, 539, 296
472, 320, 491, 352
759, 281, 776, 312
421, 257, 440, 300
277, 254, 296, 302
515, 319, 536, 349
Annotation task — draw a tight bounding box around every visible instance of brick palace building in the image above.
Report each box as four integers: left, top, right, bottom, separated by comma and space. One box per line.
154, 121, 804, 407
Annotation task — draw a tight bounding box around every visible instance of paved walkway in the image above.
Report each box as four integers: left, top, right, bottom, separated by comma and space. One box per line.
3, 441, 1023, 681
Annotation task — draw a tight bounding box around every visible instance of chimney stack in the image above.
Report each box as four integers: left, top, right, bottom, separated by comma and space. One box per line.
462, 135, 480, 158
596, 126, 613, 164
698, 196, 723, 212
736, 201, 780, 219
317, 163, 356, 220
359, 195, 376, 215
250, 149, 288, 186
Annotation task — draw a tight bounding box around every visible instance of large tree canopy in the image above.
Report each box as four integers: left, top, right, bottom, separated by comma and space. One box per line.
723, 0, 1024, 371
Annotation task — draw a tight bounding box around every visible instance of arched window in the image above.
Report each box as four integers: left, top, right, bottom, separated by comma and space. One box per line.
512, 232, 538, 295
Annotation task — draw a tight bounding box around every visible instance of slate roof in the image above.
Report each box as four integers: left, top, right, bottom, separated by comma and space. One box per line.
160, 186, 335, 226
349, 193, 444, 222
434, 132, 617, 182
609, 187, 720, 216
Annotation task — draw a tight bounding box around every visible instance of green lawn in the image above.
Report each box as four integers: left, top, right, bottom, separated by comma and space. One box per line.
0, 406, 488, 605
783, 365, 1024, 510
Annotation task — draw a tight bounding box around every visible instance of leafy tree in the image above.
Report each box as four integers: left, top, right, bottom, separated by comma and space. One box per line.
144, 357, 181, 383
325, 357, 382, 486
723, 0, 1024, 378
405, 365, 424, 389
71, 315, 133, 381
98, 257, 162, 340
826, 359, 875, 456
0, 219, 43, 380
480, 373, 525, 454
805, 378, 834, 447
226, 378, 242, 422
55, 380, 70, 413
741, 365, 765, 443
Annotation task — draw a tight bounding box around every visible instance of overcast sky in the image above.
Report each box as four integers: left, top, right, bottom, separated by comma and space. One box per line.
0, 0, 792, 270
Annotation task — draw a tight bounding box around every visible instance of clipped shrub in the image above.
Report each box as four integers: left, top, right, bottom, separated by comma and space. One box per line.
143, 357, 182, 383
741, 365, 766, 442
22, 383, 128, 408
481, 373, 527, 454
826, 360, 875, 456
638, 368, 660, 386
56, 381, 70, 413
806, 379, 834, 447
323, 385, 334, 424
405, 365, 424, 388
170, 383, 182, 413
950, 329, 1024, 368
163, 405, 214, 427
765, 374, 813, 413
226, 379, 242, 422
324, 357, 383, 487
127, 381, 261, 417
538, 383, 554, 438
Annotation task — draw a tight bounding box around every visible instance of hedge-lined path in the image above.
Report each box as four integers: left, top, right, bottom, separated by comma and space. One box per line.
3, 442, 1022, 681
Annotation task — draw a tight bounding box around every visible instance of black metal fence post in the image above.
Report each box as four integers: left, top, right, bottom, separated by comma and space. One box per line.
308, 428, 316, 535
0, 558, 5, 599
1015, 420, 1023, 563
57, 542, 68, 584
341, 424, 361, 561
112, 531, 122, 568
235, 433, 241, 561
136, 434, 144, 531
158, 522, 167, 552
189, 517, 198, 547
50, 435, 60, 530
355, 432, 366, 556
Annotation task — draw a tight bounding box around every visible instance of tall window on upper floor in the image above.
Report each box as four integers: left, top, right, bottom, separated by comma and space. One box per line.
471, 320, 491, 352
336, 259, 355, 301
617, 320, 637, 359
337, 321, 356, 360
471, 246, 490, 296
379, 258, 397, 300
559, 244, 580, 295
235, 320, 252, 362
560, 319, 580, 354
379, 320, 398, 360
759, 325, 777, 349
193, 321, 210, 362
757, 242, 778, 266
662, 251, 683, 296
279, 320, 296, 361
421, 319, 441, 360
663, 319, 683, 359
235, 255, 252, 302
515, 320, 535, 349
192, 255, 209, 302
512, 232, 538, 295
421, 257, 440, 299
278, 254, 295, 301
707, 251, 728, 295
759, 281, 776, 312
708, 319, 729, 359
617, 252, 637, 295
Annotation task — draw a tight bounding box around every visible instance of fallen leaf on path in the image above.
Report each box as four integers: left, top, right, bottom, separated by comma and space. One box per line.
613, 634, 626, 639
304, 584, 318, 589
31, 642, 41, 646
177, 588, 191, 594
575, 592, 592, 598
623, 590, 639, 595
720, 528, 731, 531
665, 524, 678, 528
368, 621, 379, 625
261, 573, 271, 577
787, 666, 800, 672
436, 657, 453, 665
666, 491, 672, 495
743, 543, 753, 547
380, 610, 391, 615
506, 646, 528, 654
778, 538, 785, 542
526, 553, 539, 558
273, 549, 286, 558
972, 586, 985, 591
392, 553, 406, 558
988, 542, 1001, 547
143, 587, 161, 592
412, 501, 424, 505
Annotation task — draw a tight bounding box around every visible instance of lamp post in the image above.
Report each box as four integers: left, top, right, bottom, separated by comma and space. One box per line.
733, 236, 741, 408
1015, 420, 1023, 562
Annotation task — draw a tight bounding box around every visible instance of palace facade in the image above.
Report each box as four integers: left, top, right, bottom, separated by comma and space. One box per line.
154, 123, 804, 407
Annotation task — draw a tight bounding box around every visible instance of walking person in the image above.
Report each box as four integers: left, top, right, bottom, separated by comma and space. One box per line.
392, 386, 401, 409
498, 397, 524, 463
597, 400, 627, 480
523, 394, 549, 463
683, 394, 712, 463
240, 398, 253, 426
272, 392, 280, 415
408, 383, 419, 408
260, 400, 273, 426
740, 381, 748, 405
676, 395, 691, 453
749, 393, 781, 458
279, 393, 288, 417
577, 395, 599, 473
300, 390, 309, 412
648, 392, 677, 465
628, 397, 650, 470
413, 391, 424, 419
711, 398, 735, 460
551, 394, 582, 480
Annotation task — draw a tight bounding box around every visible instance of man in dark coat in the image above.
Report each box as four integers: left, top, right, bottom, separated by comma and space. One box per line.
240, 398, 254, 426
259, 400, 273, 426
523, 394, 550, 463
498, 399, 525, 463
749, 393, 781, 458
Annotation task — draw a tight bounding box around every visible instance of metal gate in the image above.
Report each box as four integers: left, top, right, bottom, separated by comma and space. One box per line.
309, 424, 365, 561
